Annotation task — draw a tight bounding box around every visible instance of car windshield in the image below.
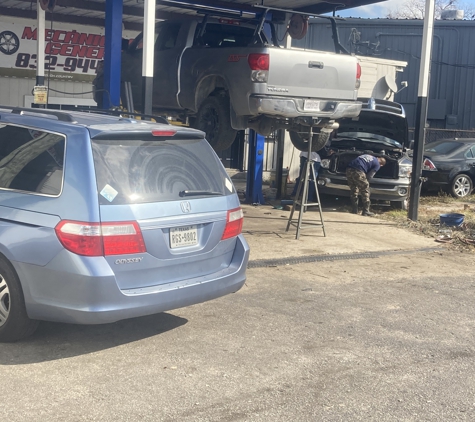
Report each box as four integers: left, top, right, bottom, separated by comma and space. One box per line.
336, 131, 403, 148
92, 137, 231, 205
424, 141, 463, 155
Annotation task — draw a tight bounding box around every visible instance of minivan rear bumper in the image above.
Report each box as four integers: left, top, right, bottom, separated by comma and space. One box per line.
16, 235, 249, 325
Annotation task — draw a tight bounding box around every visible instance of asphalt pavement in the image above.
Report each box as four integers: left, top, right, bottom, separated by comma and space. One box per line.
4, 181, 475, 422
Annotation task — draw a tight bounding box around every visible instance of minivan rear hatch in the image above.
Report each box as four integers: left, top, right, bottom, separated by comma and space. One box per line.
89, 125, 240, 290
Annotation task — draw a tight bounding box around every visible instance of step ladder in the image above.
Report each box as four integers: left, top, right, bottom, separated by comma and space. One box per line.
286, 128, 326, 240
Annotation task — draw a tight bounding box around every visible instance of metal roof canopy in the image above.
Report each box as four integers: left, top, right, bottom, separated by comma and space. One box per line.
3, 0, 387, 205
1, 0, 386, 32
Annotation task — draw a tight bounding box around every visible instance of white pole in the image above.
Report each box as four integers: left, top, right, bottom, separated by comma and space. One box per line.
408, 0, 436, 221
142, 0, 156, 115
36, 1, 45, 84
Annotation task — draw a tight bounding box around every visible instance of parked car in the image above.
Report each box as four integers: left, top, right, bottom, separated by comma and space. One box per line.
422, 138, 475, 198
0, 106, 249, 342
317, 98, 412, 210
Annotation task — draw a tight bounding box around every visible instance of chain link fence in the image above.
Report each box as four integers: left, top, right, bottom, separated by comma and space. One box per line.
409, 128, 475, 144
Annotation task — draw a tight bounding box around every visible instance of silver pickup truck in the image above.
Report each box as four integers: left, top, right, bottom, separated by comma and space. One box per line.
94, 15, 362, 151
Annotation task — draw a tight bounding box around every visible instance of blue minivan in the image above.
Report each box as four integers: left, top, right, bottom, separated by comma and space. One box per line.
0, 107, 249, 342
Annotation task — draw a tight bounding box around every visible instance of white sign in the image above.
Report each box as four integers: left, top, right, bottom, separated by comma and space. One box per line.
0, 19, 137, 82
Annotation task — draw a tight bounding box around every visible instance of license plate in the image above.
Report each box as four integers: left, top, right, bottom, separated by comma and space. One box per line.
303, 100, 320, 112
170, 225, 198, 249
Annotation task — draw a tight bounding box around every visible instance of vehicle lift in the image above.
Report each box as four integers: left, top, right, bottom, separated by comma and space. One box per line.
285, 127, 326, 239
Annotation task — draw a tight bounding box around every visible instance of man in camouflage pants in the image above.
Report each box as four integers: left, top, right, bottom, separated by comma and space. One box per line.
346, 154, 386, 216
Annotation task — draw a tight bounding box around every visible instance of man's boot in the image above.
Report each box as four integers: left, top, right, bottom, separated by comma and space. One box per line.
350, 198, 359, 214
362, 201, 375, 216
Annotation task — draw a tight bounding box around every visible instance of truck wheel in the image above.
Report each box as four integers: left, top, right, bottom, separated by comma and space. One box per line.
391, 197, 409, 211
289, 128, 331, 152
0, 256, 38, 342
194, 95, 237, 152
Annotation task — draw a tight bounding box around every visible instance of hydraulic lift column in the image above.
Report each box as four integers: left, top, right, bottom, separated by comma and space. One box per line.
102, 0, 123, 109
246, 130, 265, 204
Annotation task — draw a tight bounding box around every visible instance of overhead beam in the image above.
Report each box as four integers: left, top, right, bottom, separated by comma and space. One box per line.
296, 0, 385, 14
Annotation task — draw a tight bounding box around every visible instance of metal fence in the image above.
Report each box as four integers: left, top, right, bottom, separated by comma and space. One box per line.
410, 128, 475, 144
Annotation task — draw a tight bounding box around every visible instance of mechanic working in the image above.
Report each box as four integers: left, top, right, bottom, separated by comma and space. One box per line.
346, 154, 386, 216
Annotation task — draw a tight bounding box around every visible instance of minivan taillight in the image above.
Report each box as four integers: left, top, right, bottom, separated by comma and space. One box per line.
55, 220, 146, 256
221, 207, 244, 240
356, 62, 361, 89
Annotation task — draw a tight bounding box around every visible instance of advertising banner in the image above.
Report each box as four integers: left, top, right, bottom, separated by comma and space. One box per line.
0, 20, 136, 82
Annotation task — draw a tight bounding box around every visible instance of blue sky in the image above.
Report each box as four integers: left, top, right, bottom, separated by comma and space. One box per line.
335, 0, 475, 18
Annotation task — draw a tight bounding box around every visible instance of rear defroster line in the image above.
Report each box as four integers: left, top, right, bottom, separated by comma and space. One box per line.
247, 247, 442, 268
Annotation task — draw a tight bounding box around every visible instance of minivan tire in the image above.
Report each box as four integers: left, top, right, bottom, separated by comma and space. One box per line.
289, 128, 331, 152
193, 94, 237, 152
0, 256, 38, 342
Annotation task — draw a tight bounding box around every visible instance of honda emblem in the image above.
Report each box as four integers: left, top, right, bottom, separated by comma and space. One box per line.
180, 201, 191, 213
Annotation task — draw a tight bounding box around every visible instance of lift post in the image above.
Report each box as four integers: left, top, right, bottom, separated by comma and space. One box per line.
246, 130, 265, 205
102, 0, 123, 109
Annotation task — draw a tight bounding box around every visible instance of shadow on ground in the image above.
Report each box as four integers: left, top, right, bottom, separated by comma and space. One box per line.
0, 312, 187, 365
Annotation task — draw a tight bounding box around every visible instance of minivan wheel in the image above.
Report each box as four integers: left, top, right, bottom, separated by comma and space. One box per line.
289, 128, 331, 152
0, 257, 38, 342
193, 94, 237, 152
450, 174, 473, 198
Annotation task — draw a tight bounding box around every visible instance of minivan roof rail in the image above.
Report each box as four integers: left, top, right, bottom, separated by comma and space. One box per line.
0, 106, 78, 122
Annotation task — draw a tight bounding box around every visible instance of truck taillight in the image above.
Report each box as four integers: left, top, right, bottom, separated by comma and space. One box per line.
221, 207, 244, 240
55, 220, 146, 256
248, 54, 269, 71
356, 62, 362, 89
249, 54, 269, 83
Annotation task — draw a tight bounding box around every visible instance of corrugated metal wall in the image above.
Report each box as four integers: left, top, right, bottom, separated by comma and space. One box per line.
0, 77, 95, 108
298, 18, 475, 132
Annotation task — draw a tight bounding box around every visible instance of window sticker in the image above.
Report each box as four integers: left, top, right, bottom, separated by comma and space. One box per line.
225, 178, 233, 192
100, 184, 118, 202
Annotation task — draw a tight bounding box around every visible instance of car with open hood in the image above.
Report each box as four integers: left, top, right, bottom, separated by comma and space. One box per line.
317, 98, 412, 210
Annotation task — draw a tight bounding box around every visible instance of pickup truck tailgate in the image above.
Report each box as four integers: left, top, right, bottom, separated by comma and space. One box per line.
267, 47, 358, 101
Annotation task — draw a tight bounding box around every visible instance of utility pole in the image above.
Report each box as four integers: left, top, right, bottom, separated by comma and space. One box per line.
408, 0, 436, 221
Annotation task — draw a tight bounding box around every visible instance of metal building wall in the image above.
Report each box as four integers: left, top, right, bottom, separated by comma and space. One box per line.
298, 18, 475, 131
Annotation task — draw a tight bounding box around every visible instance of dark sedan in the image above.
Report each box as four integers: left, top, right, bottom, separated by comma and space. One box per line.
422, 139, 475, 198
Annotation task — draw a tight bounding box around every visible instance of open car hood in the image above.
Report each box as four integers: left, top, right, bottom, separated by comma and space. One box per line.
335, 108, 409, 149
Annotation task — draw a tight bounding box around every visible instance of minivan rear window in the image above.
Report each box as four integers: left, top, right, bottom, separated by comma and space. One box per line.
92, 138, 231, 205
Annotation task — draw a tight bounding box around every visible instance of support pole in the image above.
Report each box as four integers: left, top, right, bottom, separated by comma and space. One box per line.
275, 129, 285, 199
36, 2, 45, 87
246, 130, 265, 204
35, 1, 46, 108
408, 0, 435, 221
285, 126, 325, 239
142, 0, 156, 117
103, 0, 123, 109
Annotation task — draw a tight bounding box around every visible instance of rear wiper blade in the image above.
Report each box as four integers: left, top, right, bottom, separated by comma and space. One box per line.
179, 190, 222, 197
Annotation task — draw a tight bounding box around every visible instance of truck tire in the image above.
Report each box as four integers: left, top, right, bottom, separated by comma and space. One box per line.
289, 129, 332, 152
0, 255, 39, 342
194, 95, 237, 152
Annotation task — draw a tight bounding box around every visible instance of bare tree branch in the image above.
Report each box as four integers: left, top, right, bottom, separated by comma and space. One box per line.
386, 0, 474, 19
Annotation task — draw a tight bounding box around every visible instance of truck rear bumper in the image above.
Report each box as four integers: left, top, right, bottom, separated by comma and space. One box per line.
249, 95, 362, 120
